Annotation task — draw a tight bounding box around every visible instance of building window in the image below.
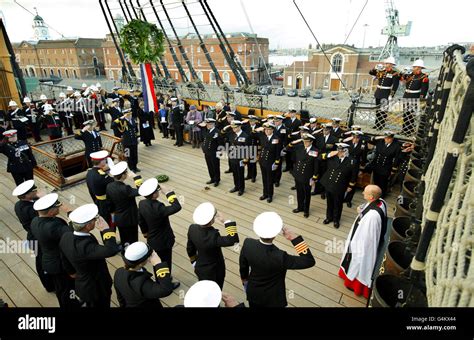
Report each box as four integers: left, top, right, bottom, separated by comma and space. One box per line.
410, 57, 415, 61
306, 76, 310, 87
224, 59, 227, 67
197, 58, 201, 66
81, 49, 85, 54
197, 71, 203, 81
331, 53, 343, 73
73, 70, 78, 78
65, 69, 69, 78
238, 45, 243, 52
209, 72, 216, 85
185, 71, 191, 82
107, 49, 110, 55
58, 69, 62, 78
197, 47, 201, 53
222, 71, 230, 84
287, 75, 292, 86
109, 69, 114, 80
185, 48, 188, 53
323, 76, 329, 88
175, 72, 178, 80
210, 46, 214, 53
50, 69, 54, 76
92, 49, 95, 54
42, 69, 47, 77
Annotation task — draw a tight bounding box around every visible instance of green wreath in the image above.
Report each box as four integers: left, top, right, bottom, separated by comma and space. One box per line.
156, 174, 169, 183
120, 19, 165, 64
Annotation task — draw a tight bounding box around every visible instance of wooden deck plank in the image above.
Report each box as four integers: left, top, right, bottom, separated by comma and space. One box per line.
0, 131, 398, 307
0, 260, 41, 307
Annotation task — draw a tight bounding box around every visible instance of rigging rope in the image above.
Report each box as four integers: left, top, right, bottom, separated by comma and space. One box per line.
240, 0, 273, 86
292, 0, 352, 98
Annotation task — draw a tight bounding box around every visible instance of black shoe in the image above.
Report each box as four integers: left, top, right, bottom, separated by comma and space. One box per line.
321, 193, 326, 200
291, 186, 296, 190
283, 168, 289, 172
251, 178, 256, 183
238, 191, 244, 196
346, 202, 352, 208
229, 188, 238, 193
275, 182, 280, 187
311, 191, 317, 196
323, 219, 333, 224
134, 168, 141, 173
214, 181, 220, 187
334, 222, 340, 229
292, 208, 302, 213
267, 197, 273, 203
172, 281, 181, 290
206, 180, 215, 185
225, 169, 232, 174
173, 143, 178, 146
259, 195, 268, 201
304, 212, 309, 218
244, 176, 251, 180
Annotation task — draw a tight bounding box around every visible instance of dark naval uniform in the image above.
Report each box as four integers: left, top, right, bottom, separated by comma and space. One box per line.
313, 133, 338, 195
30, 216, 78, 309
186, 221, 239, 288
344, 139, 367, 205
106, 178, 142, 245
283, 117, 301, 171
59, 229, 120, 308
74, 130, 103, 167
112, 117, 139, 171
24, 105, 43, 142
107, 106, 122, 137
258, 132, 282, 201
14, 199, 54, 292
201, 126, 222, 185
239, 236, 315, 307
44, 112, 64, 155
228, 130, 250, 195
0, 139, 36, 185
8, 108, 28, 141
320, 156, 358, 226
369, 67, 400, 130
86, 167, 114, 223
273, 123, 287, 185
245, 123, 261, 182
402, 72, 429, 135
138, 191, 182, 271
368, 138, 401, 197
291, 143, 319, 216
114, 263, 173, 308
171, 105, 184, 146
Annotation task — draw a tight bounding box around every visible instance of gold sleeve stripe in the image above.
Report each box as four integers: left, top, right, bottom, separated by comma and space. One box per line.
294, 242, 309, 253
156, 268, 170, 278
102, 232, 116, 240
95, 194, 107, 200
349, 182, 356, 186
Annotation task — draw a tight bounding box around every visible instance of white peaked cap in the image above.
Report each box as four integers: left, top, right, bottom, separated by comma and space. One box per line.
124, 241, 151, 264
69, 204, 98, 224
383, 56, 396, 65
193, 202, 216, 225
12, 180, 36, 196
253, 211, 283, 238
40, 94, 47, 100
23, 97, 31, 103
109, 161, 128, 176
90, 150, 109, 160
138, 178, 160, 197
184, 280, 222, 307
33, 193, 60, 211
412, 59, 425, 68
66, 86, 73, 91
8, 100, 17, 107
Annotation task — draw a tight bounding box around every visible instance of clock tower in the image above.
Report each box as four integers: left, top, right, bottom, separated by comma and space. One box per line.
32, 8, 50, 40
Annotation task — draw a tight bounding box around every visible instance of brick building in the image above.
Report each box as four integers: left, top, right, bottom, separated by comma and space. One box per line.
102, 32, 270, 86
13, 38, 106, 80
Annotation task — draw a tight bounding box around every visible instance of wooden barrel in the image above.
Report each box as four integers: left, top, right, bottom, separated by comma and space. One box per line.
402, 180, 418, 198
390, 217, 411, 242
395, 196, 414, 217
371, 274, 427, 307
404, 168, 422, 183
383, 241, 413, 276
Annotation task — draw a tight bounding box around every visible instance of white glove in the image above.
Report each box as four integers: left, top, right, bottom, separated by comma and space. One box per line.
192, 261, 196, 268
388, 95, 393, 101
272, 163, 278, 171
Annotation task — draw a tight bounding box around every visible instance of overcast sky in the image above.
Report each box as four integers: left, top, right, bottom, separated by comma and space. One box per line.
1, 0, 472, 49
